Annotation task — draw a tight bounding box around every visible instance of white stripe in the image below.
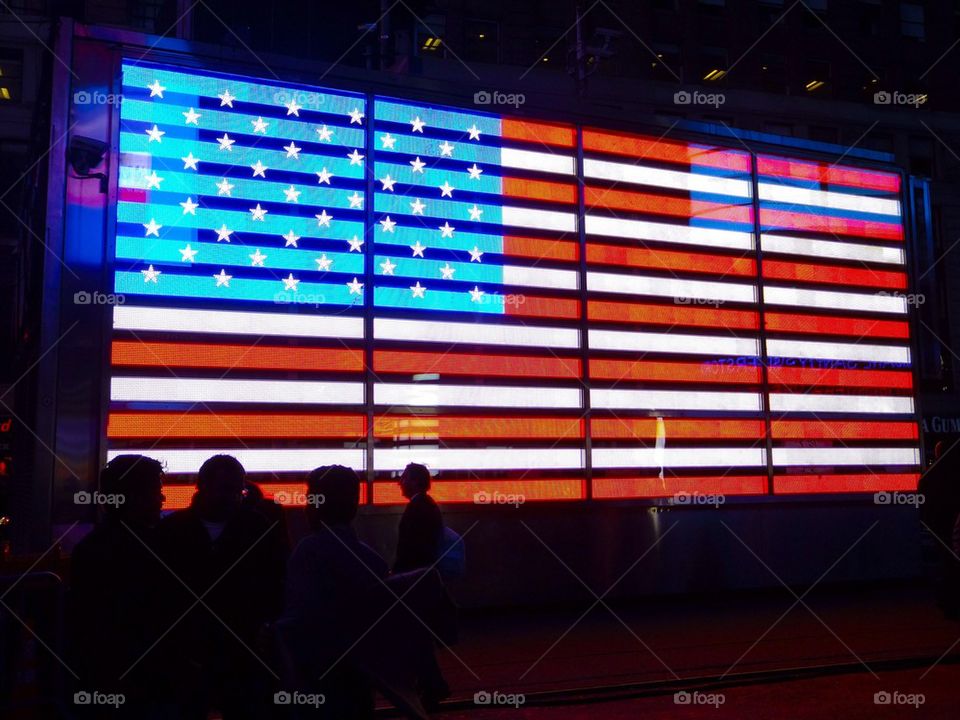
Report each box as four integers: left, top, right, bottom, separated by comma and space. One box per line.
586, 215, 753, 251
584, 157, 752, 198
375, 447, 583, 471
375, 317, 580, 348
769, 393, 914, 414
113, 305, 364, 339
758, 183, 901, 217
501, 147, 575, 175
592, 447, 765, 469
502, 205, 576, 233
375, 383, 581, 409
767, 338, 911, 364
764, 286, 907, 314
772, 447, 920, 467
591, 388, 761, 412
111, 377, 364, 404
761, 234, 905, 265
503, 264, 579, 290
590, 328, 758, 357
588, 271, 757, 303
108, 448, 365, 474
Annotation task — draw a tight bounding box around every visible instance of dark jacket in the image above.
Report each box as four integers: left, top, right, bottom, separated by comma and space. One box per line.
394, 493, 443, 573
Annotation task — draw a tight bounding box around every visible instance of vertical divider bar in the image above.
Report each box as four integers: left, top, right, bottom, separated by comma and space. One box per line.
576, 125, 593, 499
363, 95, 376, 502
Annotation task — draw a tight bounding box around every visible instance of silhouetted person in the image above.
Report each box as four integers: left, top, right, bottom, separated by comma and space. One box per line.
394, 463, 444, 573
69, 454, 167, 718
155, 455, 286, 719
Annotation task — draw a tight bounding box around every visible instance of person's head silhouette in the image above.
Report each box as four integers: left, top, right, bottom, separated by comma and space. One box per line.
99, 454, 165, 528
399, 462, 431, 500
305, 465, 360, 531
194, 454, 246, 521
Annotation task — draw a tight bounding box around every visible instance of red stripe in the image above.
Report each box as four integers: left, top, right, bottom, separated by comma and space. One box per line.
588, 299, 758, 330
107, 412, 366, 439
587, 242, 756, 277
582, 129, 752, 172
767, 366, 914, 390
374, 349, 582, 379
372, 479, 585, 504
503, 177, 577, 205
760, 208, 903, 240
757, 156, 901, 193
764, 312, 910, 339
591, 417, 766, 439
770, 419, 918, 440
164, 482, 367, 510
119, 188, 147, 203
506, 295, 581, 319
593, 476, 767, 499
374, 415, 584, 440
773, 473, 918, 494
585, 186, 753, 224
590, 358, 762, 384
111, 340, 363, 372
504, 235, 579, 262
762, 260, 907, 290
501, 118, 576, 148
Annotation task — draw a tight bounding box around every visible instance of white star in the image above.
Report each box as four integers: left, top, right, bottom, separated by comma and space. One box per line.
283, 142, 301, 159
143, 218, 162, 237
215, 225, 234, 242
182, 107, 201, 125
285, 99, 302, 116
181, 152, 200, 171
250, 203, 268, 221
315, 209, 333, 227
347, 277, 364, 295
216, 133, 235, 151
410, 281, 427, 299
282, 273, 300, 291
216, 178, 234, 196
410, 198, 426, 215
469, 285, 485, 303
249, 249, 267, 266
469, 246, 484, 262
141, 264, 161, 283
347, 149, 364, 166
439, 222, 455, 238
379, 258, 397, 275
379, 216, 397, 233
144, 171, 163, 190
347, 192, 363, 209
380, 133, 397, 149
316, 167, 333, 184
439, 181, 454, 197
439, 140, 454, 157
315, 254, 333, 271
467, 124, 481, 141
410, 116, 426, 133
282, 230, 300, 247
213, 269, 232, 287
145, 124, 165, 143
315, 125, 333, 142
410, 240, 426, 258
284, 185, 301, 203
348, 107, 364, 124
251, 116, 269, 134
467, 163, 483, 180
179, 244, 198, 262
218, 89, 235, 107
380, 174, 396, 191
468, 204, 483, 221
348, 235, 364, 252
409, 156, 426, 173
439, 263, 455, 280
147, 80, 165, 98
251, 160, 268, 178
180, 197, 199, 214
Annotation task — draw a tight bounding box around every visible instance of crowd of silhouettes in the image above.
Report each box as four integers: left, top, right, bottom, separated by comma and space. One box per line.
68, 455, 455, 719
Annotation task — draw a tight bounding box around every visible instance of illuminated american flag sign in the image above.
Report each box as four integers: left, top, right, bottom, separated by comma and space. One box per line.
105, 60, 920, 506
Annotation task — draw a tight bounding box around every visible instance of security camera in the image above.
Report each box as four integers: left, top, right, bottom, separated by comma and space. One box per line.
68, 136, 108, 193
